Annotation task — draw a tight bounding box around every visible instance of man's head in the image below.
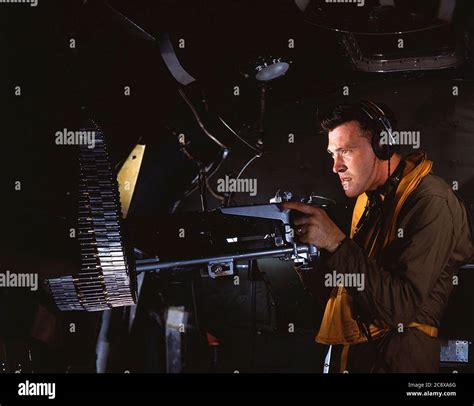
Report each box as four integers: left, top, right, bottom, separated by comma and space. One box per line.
321, 102, 400, 198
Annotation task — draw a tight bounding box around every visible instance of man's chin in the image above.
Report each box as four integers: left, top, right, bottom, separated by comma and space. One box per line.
343, 188, 360, 198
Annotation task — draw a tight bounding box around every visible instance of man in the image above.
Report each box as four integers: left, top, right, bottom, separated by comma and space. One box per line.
283, 101, 472, 373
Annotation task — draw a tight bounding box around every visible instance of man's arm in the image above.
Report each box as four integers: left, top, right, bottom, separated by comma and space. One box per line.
325, 195, 456, 327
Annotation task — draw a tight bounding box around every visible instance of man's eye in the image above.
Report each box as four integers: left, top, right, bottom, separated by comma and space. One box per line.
341, 149, 351, 155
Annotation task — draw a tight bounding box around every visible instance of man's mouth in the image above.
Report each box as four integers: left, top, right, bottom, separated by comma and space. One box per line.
341, 177, 352, 191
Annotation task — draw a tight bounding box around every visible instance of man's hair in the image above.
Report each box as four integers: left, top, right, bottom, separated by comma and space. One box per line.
319, 102, 397, 142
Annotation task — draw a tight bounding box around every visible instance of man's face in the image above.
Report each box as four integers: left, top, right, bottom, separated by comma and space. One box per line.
327, 120, 378, 198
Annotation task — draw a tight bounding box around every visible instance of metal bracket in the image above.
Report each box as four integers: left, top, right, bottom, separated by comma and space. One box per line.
207, 260, 234, 279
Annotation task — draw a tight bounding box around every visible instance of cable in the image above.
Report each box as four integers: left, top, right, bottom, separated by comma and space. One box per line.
387, 129, 391, 197
224, 153, 263, 207
178, 89, 229, 150
171, 148, 228, 213
190, 274, 201, 334
217, 115, 262, 155
236, 154, 261, 180
248, 260, 257, 371
205, 177, 225, 201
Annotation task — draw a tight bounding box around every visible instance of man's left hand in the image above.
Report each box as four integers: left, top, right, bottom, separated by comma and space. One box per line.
281, 201, 346, 253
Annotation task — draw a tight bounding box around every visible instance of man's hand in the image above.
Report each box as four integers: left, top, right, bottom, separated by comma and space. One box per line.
281, 201, 346, 253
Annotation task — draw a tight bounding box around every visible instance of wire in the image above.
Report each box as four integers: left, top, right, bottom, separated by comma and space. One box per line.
178, 89, 228, 150
217, 115, 262, 155
236, 154, 261, 180
171, 148, 229, 213
224, 153, 263, 207
205, 177, 225, 201
190, 274, 201, 333
387, 131, 391, 196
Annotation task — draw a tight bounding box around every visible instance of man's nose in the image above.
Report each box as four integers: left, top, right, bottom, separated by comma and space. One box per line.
332, 155, 346, 174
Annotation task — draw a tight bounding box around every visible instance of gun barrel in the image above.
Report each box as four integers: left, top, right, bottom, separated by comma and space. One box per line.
135, 244, 317, 272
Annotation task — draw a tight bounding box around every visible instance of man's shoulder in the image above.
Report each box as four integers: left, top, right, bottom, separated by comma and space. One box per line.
402, 173, 473, 265
409, 173, 454, 202
399, 173, 458, 219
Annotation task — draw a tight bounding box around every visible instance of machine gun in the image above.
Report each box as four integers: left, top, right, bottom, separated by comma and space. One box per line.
45, 120, 346, 312
130, 194, 338, 279
48, 155, 344, 312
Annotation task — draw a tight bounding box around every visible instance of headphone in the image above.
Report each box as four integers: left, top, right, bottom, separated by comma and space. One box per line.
357, 100, 399, 161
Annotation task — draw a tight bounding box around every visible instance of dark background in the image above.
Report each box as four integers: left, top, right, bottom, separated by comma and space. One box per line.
1, 0, 473, 373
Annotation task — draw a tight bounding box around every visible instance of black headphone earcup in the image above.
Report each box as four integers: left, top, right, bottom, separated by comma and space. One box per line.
372, 130, 392, 160
360, 100, 394, 161
372, 131, 384, 160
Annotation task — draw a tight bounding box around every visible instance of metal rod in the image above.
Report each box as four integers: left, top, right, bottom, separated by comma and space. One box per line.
135, 245, 313, 272
249, 260, 257, 371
